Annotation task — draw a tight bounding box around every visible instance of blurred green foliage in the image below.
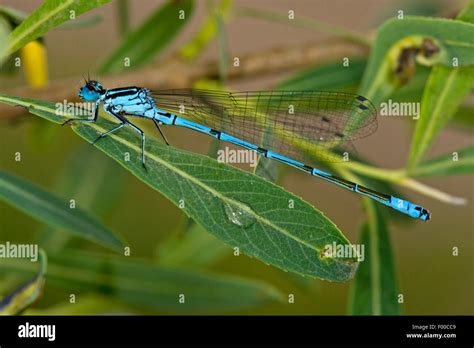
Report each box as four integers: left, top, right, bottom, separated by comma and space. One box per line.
0, 0, 472, 315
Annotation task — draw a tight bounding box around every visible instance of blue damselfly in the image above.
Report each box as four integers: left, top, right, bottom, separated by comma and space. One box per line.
62, 79, 430, 221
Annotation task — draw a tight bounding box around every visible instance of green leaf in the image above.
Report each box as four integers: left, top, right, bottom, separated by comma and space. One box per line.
0, 250, 284, 312
99, 0, 194, 74
116, 0, 130, 37
359, 16, 474, 105
404, 0, 474, 170
3, 0, 112, 58
0, 94, 358, 281
457, 0, 474, 23
0, 94, 69, 123
406, 65, 474, 170
0, 15, 10, 64
410, 145, 474, 177
0, 170, 124, 252
0, 249, 47, 315
157, 223, 229, 268
278, 58, 366, 91
349, 201, 400, 315
38, 147, 127, 251
25, 294, 127, 315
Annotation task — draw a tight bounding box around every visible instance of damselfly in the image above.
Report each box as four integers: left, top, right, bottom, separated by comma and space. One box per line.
63, 79, 430, 221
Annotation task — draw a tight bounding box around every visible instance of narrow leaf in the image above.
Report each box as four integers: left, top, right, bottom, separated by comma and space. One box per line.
99, 0, 194, 74
0, 170, 124, 251
0, 15, 9, 63
411, 145, 474, 178
0, 249, 47, 315
0, 250, 284, 312
4, 0, 112, 57
407, 65, 474, 170
349, 201, 400, 315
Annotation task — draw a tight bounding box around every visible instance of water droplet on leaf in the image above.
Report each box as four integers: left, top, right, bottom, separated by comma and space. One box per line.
222, 201, 256, 228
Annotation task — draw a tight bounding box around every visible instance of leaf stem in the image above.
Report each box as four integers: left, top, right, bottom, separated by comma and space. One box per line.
235, 7, 372, 47
116, 0, 130, 38
400, 178, 467, 205
334, 161, 405, 182
334, 161, 467, 205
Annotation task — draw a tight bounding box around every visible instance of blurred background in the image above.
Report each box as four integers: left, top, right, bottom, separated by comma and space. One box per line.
0, 0, 472, 315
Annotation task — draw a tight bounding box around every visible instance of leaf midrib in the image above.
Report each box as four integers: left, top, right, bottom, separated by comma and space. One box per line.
7, 0, 75, 55
409, 68, 459, 168
89, 123, 326, 255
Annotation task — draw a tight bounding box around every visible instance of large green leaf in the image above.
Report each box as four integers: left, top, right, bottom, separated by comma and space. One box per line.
359, 16, 474, 104
0, 170, 124, 252
349, 201, 400, 315
406, 65, 474, 170
0, 250, 284, 312
99, 0, 194, 74
3, 0, 112, 58
410, 145, 474, 178
0, 93, 358, 281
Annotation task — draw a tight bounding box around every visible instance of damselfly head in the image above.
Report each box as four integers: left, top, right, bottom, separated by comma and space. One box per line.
78, 80, 104, 101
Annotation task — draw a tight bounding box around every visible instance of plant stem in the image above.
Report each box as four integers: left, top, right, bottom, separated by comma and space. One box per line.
400, 178, 467, 205
116, 0, 130, 38
235, 7, 372, 47
334, 162, 405, 182
334, 162, 467, 205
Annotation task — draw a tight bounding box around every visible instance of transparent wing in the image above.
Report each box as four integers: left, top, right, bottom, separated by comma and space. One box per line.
150, 89, 377, 163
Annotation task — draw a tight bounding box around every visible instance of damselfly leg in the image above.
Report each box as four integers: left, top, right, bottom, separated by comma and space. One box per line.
152, 119, 170, 146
